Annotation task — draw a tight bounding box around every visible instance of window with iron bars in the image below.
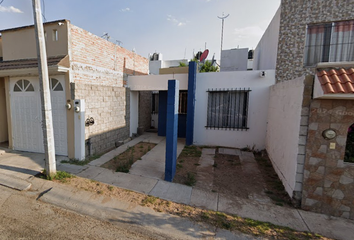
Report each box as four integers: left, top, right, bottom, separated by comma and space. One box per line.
206, 88, 250, 130
304, 20, 354, 66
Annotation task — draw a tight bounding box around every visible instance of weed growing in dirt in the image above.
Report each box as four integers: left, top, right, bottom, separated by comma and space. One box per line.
39, 170, 75, 183
61, 154, 103, 166
185, 172, 196, 186
180, 146, 202, 158
141, 195, 158, 206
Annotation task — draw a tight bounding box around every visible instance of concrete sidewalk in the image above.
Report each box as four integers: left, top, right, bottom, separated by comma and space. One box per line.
0, 133, 354, 240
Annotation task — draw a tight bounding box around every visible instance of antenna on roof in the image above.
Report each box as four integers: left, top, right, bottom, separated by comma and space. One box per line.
101, 32, 110, 40
116, 40, 123, 46
217, 12, 230, 55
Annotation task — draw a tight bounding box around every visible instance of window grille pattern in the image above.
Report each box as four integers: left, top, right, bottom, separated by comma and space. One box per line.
14, 79, 34, 92
206, 88, 250, 130
304, 20, 354, 66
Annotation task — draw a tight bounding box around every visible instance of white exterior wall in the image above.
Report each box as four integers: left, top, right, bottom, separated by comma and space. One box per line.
266, 77, 304, 197
220, 48, 248, 72
253, 7, 281, 70
149, 60, 162, 75
130, 91, 139, 136
193, 70, 275, 150
162, 59, 188, 68
149, 59, 189, 75
128, 74, 188, 91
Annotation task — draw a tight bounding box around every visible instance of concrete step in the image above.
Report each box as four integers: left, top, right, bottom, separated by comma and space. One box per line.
0, 174, 32, 191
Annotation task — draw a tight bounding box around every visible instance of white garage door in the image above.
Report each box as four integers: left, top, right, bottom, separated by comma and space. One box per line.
10, 76, 68, 156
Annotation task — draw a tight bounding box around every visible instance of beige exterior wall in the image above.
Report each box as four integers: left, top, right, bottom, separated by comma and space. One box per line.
159, 66, 189, 75
0, 78, 8, 143
0, 38, 3, 58
1, 21, 69, 61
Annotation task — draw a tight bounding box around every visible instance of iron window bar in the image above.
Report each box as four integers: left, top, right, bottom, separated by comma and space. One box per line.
206, 88, 251, 130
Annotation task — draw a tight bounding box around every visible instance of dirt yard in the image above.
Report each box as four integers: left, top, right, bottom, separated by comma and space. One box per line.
101, 142, 156, 173
174, 147, 292, 207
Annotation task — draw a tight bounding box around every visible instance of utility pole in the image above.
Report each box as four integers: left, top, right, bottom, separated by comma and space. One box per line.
32, 0, 56, 177
217, 13, 230, 56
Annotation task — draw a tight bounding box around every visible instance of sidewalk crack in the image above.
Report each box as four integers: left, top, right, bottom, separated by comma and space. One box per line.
297, 209, 311, 232
36, 187, 53, 200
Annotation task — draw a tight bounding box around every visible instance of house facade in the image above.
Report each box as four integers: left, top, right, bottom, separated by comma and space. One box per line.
0, 20, 148, 159
255, 0, 354, 219
128, 66, 275, 150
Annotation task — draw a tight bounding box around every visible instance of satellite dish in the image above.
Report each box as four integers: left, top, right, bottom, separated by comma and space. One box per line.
200, 49, 209, 62
211, 53, 216, 66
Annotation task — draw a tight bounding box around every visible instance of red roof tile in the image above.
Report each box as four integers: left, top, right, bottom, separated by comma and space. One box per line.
317, 68, 354, 94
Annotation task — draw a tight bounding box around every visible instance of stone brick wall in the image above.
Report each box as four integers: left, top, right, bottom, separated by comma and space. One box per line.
74, 83, 130, 155
302, 99, 354, 219
68, 23, 149, 155
276, 0, 354, 82
138, 91, 152, 131
69, 23, 148, 86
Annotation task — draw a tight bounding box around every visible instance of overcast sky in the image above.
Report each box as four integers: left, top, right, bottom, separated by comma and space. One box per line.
0, 0, 280, 60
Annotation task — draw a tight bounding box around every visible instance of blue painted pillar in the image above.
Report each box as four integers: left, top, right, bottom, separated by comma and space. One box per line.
165, 80, 179, 182
186, 61, 197, 146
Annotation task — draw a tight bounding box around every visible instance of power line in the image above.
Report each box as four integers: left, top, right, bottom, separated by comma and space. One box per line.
41, 0, 47, 22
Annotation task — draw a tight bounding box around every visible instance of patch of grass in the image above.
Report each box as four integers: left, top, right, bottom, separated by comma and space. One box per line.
39, 170, 75, 183
194, 163, 200, 166
185, 172, 196, 186
213, 163, 218, 168
107, 185, 114, 191
141, 195, 158, 206
115, 160, 133, 173
179, 159, 184, 163
177, 163, 183, 169
61, 154, 103, 166
179, 146, 202, 158
97, 190, 103, 194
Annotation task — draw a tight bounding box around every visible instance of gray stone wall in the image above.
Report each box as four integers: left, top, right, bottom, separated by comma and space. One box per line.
293, 76, 313, 206
276, 0, 354, 82
138, 91, 152, 132
303, 99, 354, 219
74, 83, 130, 155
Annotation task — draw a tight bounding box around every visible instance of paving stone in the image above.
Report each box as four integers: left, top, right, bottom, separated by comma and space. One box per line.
76, 166, 106, 179
190, 188, 218, 211
0, 174, 32, 191
218, 148, 240, 156
149, 181, 192, 205
203, 148, 216, 155
57, 164, 87, 175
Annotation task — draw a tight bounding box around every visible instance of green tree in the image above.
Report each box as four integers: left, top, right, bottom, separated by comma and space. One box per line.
179, 61, 187, 67
200, 60, 219, 72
